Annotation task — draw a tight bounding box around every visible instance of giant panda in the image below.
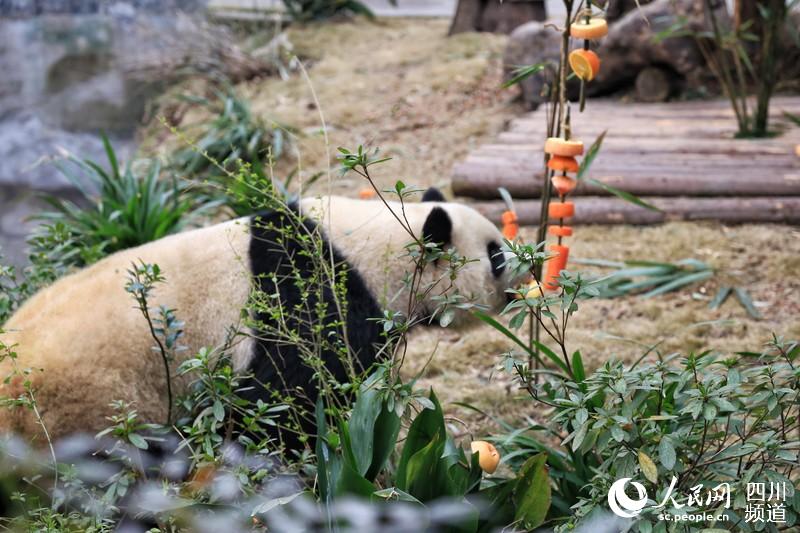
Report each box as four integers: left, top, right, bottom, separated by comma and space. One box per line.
0, 189, 514, 443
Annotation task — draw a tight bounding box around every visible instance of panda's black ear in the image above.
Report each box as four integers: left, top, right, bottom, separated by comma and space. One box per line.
421, 187, 446, 202
422, 206, 452, 246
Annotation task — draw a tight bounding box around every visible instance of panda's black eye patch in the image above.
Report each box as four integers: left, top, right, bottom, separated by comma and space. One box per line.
487, 241, 504, 278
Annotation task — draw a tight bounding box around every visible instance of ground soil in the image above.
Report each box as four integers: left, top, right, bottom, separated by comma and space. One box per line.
147, 17, 800, 438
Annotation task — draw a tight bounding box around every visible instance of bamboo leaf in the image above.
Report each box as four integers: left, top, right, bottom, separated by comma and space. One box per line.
640, 270, 713, 298
709, 286, 732, 310
502, 63, 547, 88
586, 178, 662, 212
576, 130, 607, 181
733, 287, 763, 319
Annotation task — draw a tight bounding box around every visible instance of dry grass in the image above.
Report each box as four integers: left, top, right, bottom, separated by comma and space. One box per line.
407, 223, 800, 434
237, 17, 511, 196
146, 17, 800, 437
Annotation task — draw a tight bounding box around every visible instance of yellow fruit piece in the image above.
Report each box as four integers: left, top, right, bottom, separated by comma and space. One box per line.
569, 49, 601, 81
470, 440, 501, 474
525, 283, 543, 299
544, 137, 584, 157
570, 18, 609, 40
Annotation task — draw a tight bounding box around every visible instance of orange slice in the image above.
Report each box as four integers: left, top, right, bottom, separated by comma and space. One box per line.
570, 18, 608, 40
547, 155, 580, 173
569, 49, 601, 81
544, 137, 584, 157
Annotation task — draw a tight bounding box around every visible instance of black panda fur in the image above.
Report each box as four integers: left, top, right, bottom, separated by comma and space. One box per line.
240, 207, 385, 444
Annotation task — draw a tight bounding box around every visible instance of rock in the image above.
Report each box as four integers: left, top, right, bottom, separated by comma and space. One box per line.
589, 0, 717, 96
503, 0, 722, 109
503, 21, 561, 109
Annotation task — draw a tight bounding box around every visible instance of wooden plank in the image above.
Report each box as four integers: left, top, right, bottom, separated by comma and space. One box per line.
451, 96, 800, 205
453, 164, 800, 198
491, 136, 800, 155
472, 197, 800, 225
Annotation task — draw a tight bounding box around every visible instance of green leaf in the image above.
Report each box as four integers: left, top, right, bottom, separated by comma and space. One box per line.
586, 178, 662, 212
335, 459, 376, 498
366, 405, 401, 481
372, 487, 423, 503
396, 389, 445, 491
640, 270, 713, 298
733, 287, 762, 319
403, 430, 446, 501
709, 286, 732, 310
658, 438, 676, 470
212, 399, 224, 422
638, 450, 658, 483
572, 350, 586, 382
473, 310, 569, 375
348, 383, 383, 476
315, 397, 341, 503
514, 453, 551, 529
128, 433, 148, 450
502, 62, 547, 88
576, 130, 607, 181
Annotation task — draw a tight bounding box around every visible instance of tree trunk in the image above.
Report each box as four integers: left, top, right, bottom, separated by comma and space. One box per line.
449, 0, 546, 35
635, 66, 675, 102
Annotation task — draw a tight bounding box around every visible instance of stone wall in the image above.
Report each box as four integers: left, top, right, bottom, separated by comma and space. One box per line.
0, 0, 204, 17
0, 1, 213, 268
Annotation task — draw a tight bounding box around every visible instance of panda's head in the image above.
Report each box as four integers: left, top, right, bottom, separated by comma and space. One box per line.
300, 189, 519, 326
416, 187, 516, 321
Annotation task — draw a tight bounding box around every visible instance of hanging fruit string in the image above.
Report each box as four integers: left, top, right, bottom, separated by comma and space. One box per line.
568, 0, 607, 112
531, 2, 608, 292
543, 108, 582, 291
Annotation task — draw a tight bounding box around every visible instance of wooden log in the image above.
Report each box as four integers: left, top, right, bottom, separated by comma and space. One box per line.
492, 135, 800, 155
635, 67, 675, 103
472, 197, 800, 225
452, 167, 800, 199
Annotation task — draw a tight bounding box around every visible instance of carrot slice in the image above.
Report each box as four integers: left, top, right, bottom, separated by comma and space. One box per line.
548, 201, 575, 219
569, 49, 601, 81
501, 210, 518, 225
570, 18, 608, 40
551, 175, 577, 195
544, 244, 570, 291
502, 222, 519, 240
548, 225, 574, 237
547, 155, 580, 173
544, 137, 584, 157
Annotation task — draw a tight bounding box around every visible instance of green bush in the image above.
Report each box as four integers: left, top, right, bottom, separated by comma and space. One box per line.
33, 136, 205, 273
478, 230, 800, 531
281, 0, 376, 21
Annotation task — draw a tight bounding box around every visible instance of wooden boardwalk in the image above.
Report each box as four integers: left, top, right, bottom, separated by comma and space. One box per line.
453, 97, 800, 224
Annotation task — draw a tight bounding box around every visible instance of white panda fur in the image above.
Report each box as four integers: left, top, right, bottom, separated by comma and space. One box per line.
0, 193, 513, 442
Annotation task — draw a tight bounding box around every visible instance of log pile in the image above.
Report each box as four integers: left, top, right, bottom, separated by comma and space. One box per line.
452, 97, 800, 224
